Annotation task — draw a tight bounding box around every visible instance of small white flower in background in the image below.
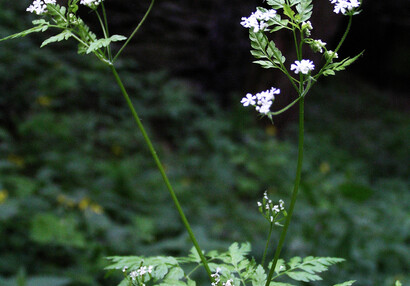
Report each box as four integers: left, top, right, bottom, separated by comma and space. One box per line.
129, 271, 138, 281
257, 201, 262, 207
290, 59, 315, 74
223, 279, 234, 286
26, 0, 56, 15
122, 266, 128, 273
241, 87, 280, 115
240, 8, 277, 33
329, 0, 361, 15
211, 268, 221, 286
80, 0, 104, 8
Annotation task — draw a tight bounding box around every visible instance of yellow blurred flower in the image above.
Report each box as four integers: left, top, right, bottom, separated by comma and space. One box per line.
90, 203, 104, 214
319, 162, 330, 174
36, 96, 52, 107
111, 144, 123, 156
7, 154, 25, 168
57, 194, 76, 208
0, 190, 8, 204
265, 125, 277, 136
78, 197, 90, 210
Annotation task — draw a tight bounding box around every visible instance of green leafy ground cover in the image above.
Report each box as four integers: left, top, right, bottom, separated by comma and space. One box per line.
0, 2, 409, 286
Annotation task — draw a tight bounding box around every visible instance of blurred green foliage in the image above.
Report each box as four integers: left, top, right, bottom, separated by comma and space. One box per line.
0, 2, 409, 286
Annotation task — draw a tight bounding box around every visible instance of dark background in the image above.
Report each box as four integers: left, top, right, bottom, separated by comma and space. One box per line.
0, 0, 409, 286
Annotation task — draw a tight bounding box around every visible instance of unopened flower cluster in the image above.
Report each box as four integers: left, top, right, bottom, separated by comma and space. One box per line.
257, 191, 286, 223
241, 87, 280, 115
240, 8, 277, 33
211, 268, 234, 286
329, 0, 361, 15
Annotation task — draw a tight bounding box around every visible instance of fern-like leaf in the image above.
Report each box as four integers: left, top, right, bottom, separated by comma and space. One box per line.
295, 0, 313, 22
86, 35, 126, 54
41, 30, 73, 47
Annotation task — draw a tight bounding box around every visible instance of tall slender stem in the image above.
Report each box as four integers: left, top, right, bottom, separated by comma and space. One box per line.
265, 97, 304, 286
108, 64, 213, 280
261, 223, 274, 267
113, 0, 155, 62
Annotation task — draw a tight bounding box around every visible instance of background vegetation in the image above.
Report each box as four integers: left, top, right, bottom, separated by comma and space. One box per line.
0, 1, 409, 286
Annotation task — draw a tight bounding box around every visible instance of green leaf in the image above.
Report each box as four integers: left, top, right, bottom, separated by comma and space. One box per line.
286, 271, 322, 282
249, 31, 285, 69
165, 267, 184, 280
41, 30, 73, 48
295, 0, 313, 22
0, 24, 49, 42
283, 5, 295, 20
252, 265, 266, 286
395, 281, 402, 286
105, 256, 144, 270
228, 242, 251, 267
323, 51, 364, 76
86, 34, 127, 54
333, 281, 356, 286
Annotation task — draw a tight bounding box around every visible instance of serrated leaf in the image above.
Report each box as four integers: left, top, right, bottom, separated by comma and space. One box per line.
286, 271, 322, 282
324, 51, 364, 75
283, 4, 295, 20
0, 24, 49, 42
229, 242, 251, 267
41, 30, 73, 47
154, 264, 168, 279
288, 257, 301, 267
333, 281, 356, 286
295, 0, 313, 22
251, 265, 266, 286
253, 60, 275, 69
86, 34, 126, 54
105, 256, 144, 270
165, 267, 184, 280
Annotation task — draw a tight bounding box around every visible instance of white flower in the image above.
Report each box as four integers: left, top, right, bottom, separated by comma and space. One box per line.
80, 0, 104, 8
240, 93, 256, 106
129, 271, 138, 281
329, 0, 361, 15
290, 59, 315, 74
241, 87, 280, 115
240, 8, 277, 32
257, 201, 262, 207
223, 279, 234, 286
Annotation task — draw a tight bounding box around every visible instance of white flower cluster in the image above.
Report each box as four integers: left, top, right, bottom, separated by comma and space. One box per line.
240, 87, 280, 114
329, 0, 361, 15
80, 0, 104, 8
240, 8, 277, 33
26, 0, 56, 15
129, 265, 153, 283
290, 59, 315, 75
211, 268, 234, 286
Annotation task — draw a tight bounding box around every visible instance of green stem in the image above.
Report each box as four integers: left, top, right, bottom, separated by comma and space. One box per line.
108, 64, 213, 281
113, 0, 155, 62
314, 15, 352, 80
261, 223, 274, 267
265, 97, 304, 286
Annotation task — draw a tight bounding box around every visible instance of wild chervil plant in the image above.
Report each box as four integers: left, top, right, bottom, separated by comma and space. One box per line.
4, 0, 400, 286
